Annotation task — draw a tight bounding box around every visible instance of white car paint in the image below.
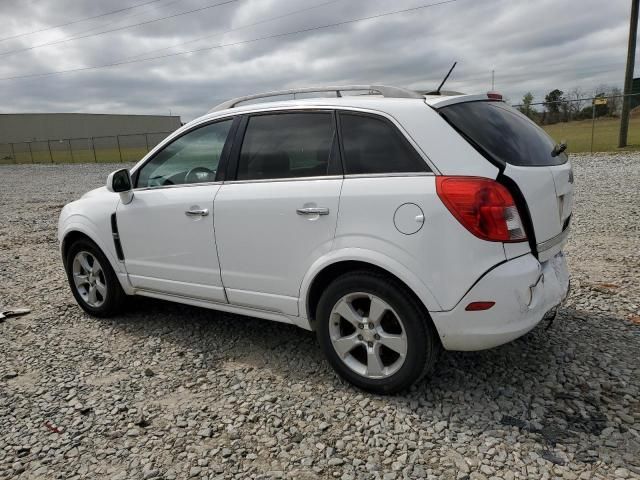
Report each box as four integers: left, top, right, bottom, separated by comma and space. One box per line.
214, 178, 343, 316
504, 164, 562, 243
333, 175, 507, 310
431, 252, 569, 350
58, 92, 572, 352
116, 184, 226, 302
58, 187, 125, 277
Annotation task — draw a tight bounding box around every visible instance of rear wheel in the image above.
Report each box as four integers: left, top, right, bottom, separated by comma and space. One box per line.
316, 271, 440, 394
65, 238, 126, 317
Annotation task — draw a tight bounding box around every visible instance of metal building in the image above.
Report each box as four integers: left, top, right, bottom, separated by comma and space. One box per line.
0, 113, 183, 164
0, 113, 182, 143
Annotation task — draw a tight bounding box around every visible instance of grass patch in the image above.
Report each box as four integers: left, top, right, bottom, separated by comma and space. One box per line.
1, 118, 638, 164
0, 147, 147, 165
542, 116, 640, 153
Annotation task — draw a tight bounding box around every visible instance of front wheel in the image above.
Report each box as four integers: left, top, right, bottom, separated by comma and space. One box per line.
316, 271, 440, 394
64, 238, 126, 317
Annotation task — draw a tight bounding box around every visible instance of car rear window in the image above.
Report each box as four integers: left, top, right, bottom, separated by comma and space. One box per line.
439, 101, 567, 167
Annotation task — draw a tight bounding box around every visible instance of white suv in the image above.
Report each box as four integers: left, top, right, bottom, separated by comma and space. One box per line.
58, 85, 572, 393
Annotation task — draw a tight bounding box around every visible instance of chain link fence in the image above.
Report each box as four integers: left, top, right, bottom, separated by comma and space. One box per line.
0, 131, 173, 165
2, 94, 638, 162
512, 93, 640, 153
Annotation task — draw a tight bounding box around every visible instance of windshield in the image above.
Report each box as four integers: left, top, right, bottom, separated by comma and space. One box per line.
439, 101, 567, 167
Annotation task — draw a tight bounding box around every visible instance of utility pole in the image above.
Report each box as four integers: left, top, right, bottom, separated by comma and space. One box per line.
491, 70, 495, 91
618, 0, 639, 148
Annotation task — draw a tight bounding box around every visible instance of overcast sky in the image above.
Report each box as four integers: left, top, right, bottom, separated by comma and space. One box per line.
0, 0, 634, 121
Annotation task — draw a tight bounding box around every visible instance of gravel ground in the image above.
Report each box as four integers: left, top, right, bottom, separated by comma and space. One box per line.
0, 154, 639, 480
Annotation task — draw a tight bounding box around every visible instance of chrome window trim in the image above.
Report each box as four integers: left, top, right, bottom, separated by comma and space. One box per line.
223, 175, 343, 185
220, 172, 434, 185
537, 225, 570, 253
129, 104, 440, 177
343, 172, 435, 179
133, 180, 223, 192
191, 104, 439, 174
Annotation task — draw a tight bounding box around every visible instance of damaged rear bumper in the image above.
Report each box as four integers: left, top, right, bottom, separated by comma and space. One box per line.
431, 252, 570, 351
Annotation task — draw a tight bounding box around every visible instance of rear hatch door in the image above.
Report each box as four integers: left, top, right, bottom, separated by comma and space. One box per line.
438, 99, 573, 260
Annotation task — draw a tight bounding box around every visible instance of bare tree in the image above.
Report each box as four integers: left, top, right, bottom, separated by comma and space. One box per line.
568, 87, 585, 120
608, 86, 623, 116
594, 84, 609, 97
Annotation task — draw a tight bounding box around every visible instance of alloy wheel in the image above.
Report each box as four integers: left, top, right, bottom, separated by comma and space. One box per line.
72, 251, 107, 308
329, 292, 407, 379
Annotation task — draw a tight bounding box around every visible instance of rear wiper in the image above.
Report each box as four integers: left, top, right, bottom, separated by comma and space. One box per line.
551, 142, 567, 157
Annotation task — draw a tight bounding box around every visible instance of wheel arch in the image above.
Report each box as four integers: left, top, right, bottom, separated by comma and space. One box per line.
300, 250, 442, 330
61, 230, 94, 267
59, 221, 133, 294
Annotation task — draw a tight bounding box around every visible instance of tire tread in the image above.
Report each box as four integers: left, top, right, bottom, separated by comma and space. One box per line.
316, 269, 441, 394
65, 238, 126, 317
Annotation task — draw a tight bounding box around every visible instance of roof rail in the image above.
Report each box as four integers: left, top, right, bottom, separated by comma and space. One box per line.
209, 84, 423, 112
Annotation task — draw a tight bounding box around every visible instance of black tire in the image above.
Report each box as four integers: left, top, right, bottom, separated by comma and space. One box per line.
64, 238, 126, 317
316, 270, 440, 394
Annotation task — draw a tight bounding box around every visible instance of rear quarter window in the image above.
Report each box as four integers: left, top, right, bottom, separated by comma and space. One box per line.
439, 101, 567, 167
339, 112, 430, 175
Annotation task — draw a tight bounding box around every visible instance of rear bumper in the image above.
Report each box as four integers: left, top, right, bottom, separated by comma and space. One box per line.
431, 252, 569, 351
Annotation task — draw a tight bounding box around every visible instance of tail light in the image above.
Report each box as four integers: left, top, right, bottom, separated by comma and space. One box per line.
436, 176, 527, 242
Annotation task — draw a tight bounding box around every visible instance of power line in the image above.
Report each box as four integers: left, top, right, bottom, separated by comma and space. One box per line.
0, 0, 242, 58
122, 0, 343, 62
0, 0, 165, 43
53, 0, 188, 45
511, 92, 640, 108
454, 62, 628, 87
413, 58, 630, 94
0, 0, 460, 81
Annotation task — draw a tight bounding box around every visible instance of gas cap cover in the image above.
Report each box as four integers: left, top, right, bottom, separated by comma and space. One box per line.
393, 203, 425, 235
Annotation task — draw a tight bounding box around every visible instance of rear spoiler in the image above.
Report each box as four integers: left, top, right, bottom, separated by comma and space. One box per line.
425, 93, 504, 109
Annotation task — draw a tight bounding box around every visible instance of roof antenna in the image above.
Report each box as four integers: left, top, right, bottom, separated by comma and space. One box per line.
435, 61, 457, 95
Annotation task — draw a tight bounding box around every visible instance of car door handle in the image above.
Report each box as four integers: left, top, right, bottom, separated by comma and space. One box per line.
185, 208, 209, 217
296, 207, 329, 216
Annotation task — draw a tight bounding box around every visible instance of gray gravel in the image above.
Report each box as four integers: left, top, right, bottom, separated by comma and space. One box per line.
1, 154, 639, 480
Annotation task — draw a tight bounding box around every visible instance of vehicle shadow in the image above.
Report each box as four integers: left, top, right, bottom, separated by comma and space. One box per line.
112, 296, 325, 380
109, 297, 622, 397
105, 300, 639, 467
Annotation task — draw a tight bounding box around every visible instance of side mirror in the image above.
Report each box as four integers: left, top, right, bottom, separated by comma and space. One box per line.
106, 169, 134, 204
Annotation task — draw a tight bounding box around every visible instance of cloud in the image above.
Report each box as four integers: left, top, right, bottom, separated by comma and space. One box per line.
0, 0, 633, 120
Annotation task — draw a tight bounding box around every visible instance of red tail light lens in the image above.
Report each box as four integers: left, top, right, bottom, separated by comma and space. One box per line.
465, 301, 495, 311
436, 176, 527, 242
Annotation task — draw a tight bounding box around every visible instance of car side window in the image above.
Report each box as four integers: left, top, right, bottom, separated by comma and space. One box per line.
237, 112, 336, 181
339, 113, 430, 174
136, 120, 232, 188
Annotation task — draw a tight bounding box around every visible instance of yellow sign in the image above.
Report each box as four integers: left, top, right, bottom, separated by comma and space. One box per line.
593, 98, 607, 105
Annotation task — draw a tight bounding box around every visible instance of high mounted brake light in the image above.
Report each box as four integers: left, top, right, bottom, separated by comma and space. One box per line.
487, 91, 503, 100
436, 176, 527, 242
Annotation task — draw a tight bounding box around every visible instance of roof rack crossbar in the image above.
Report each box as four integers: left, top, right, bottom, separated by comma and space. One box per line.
209, 85, 423, 112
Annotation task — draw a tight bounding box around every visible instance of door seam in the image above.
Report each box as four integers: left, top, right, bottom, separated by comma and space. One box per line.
212, 185, 230, 303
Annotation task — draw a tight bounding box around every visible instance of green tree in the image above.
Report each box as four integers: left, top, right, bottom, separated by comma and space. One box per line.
544, 89, 564, 114
518, 92, 535, 118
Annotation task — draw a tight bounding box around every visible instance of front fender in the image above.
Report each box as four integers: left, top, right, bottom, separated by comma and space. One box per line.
297, 247, 443, 327
58, 215, 134, 295
59, 215, 122, 271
